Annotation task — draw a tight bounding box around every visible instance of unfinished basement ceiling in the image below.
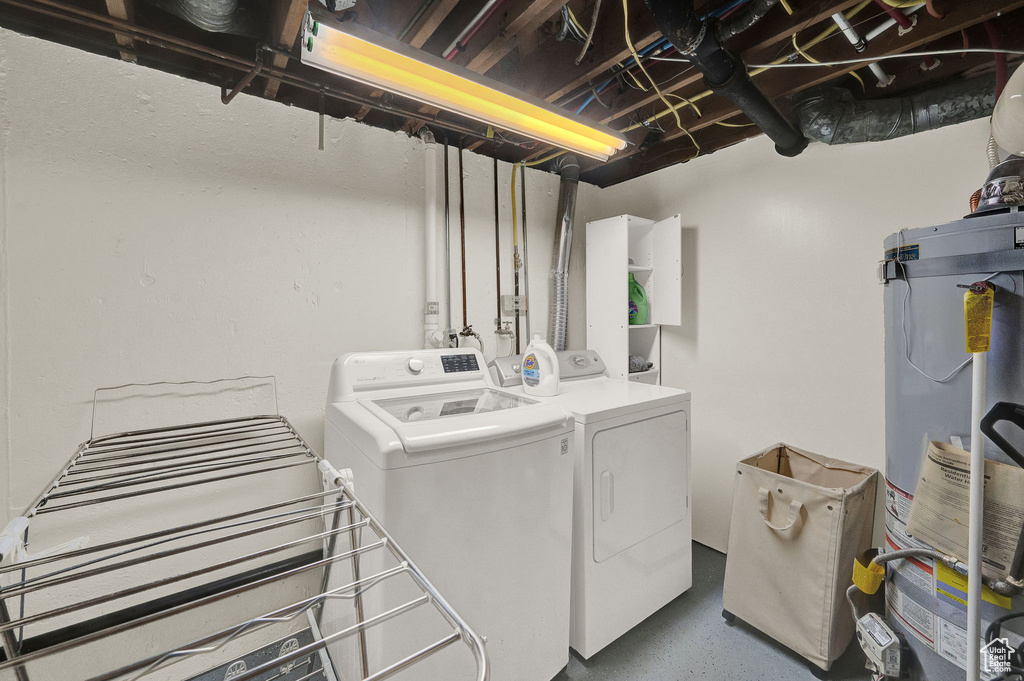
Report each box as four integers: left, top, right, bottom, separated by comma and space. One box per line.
1, 0, 1021, 185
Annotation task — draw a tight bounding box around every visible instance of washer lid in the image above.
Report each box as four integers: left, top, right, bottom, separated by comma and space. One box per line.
327, 390, 572, 465
371, 388, 536, 423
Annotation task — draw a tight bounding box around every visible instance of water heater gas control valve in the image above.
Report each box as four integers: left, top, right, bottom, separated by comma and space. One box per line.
856, 613, 906, 679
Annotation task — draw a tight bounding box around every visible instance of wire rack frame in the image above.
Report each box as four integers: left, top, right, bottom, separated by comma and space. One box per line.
0, 414, 489, 681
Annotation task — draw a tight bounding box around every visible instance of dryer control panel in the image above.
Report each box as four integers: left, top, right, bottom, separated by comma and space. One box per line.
490, 350, 606, 387
328, 349, 490, 401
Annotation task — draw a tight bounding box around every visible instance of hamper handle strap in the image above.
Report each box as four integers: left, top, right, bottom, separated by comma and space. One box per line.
758, 487, 803, 532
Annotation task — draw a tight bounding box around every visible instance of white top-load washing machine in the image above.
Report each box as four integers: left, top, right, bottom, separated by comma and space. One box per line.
491, 350, 692, 659
324, 348, 574, 681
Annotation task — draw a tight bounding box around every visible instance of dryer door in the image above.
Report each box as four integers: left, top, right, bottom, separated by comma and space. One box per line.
592, 408, 689, 562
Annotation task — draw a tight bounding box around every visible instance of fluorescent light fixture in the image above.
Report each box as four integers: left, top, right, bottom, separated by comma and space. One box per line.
300, 6, 628, 162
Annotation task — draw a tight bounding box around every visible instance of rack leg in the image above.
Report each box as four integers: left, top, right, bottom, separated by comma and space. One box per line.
0, 599, 30, 681
316, 495, 369, 679
347, 505, 369, 679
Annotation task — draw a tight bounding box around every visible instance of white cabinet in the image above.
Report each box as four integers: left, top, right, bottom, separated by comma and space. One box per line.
585, 214, 682, 384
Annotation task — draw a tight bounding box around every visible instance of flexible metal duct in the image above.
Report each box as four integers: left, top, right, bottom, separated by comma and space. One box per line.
143, 0, 264, 36
549, 155, 579, 352
794, 74, 997, 145
644, 0, 807, 157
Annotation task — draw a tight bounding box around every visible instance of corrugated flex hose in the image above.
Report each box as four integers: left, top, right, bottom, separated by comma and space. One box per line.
549, 272, 570, 351
549, 155, 579, 351
988, 134, 1001, 170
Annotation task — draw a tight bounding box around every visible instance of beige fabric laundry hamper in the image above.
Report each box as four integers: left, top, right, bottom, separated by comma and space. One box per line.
722, 443, 878, 676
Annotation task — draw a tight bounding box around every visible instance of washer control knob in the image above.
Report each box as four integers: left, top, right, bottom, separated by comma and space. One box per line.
406, 358, 425, 374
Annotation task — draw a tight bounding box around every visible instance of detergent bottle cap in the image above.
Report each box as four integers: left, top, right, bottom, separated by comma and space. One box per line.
533, 333, 543, 342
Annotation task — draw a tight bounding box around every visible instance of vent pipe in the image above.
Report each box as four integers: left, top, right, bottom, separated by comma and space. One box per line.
794, 74, 996, 145
549, 155, 579, 352
644, 0, 807, 157
142, 0, 263, 35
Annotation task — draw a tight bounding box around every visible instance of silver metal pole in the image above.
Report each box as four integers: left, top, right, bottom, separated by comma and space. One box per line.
0, 600, 29, 681
520, 163, 531, 342
0, 489, 343, 575
0, 543, 381, 673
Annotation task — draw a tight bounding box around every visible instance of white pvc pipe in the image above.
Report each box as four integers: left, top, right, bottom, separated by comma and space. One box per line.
864, 4, 925, 42
868, 62, 894, 87
442, 0, 501, 59
967, 351, 987, 681
421, 131, 442, 348
831, 12, 864, 51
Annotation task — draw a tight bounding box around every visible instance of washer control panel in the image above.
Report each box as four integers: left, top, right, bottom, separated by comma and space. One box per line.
331, 349, 489, 400
441, 353, 480, 373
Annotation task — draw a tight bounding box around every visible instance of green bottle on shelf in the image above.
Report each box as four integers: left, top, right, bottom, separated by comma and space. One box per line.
628, 273, 649, 325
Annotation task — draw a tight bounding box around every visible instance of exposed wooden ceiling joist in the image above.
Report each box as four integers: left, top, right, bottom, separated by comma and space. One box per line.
582, 0, 864, 127
401, 0, 570, 136
2, 0, 1021, 185
263, 0, 310, 98
504, 0, 660, 102
405, 0, 461, 48
103, 0, 135, 61
580, 0, 1024, 185
353, 0, 459, 121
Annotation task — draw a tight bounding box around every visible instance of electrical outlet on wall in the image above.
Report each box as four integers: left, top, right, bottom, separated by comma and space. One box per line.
501, 295, 527, 314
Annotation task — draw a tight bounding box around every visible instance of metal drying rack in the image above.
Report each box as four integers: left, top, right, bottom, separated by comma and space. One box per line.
0, 379, 489, 681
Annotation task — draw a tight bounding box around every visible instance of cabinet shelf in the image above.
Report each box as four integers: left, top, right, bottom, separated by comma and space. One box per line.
586, 214, 682, 385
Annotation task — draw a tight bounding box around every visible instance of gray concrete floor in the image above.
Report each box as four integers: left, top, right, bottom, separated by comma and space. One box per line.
557, 542, 868, 681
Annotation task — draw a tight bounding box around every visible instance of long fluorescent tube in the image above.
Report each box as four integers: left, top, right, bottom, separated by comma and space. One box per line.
300, 6, 628, 162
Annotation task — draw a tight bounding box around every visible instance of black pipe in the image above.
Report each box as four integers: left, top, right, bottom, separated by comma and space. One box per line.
643, 0, 807, 157
1, 551, 323, 660
718, 0, 779, 43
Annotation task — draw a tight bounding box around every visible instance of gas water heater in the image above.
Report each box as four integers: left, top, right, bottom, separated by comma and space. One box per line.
881, 188, 1024, 680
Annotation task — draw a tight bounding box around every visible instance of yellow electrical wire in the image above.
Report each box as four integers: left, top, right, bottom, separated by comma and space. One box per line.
664, 93, 702, 118
779, 0, 794, 15
622, 0, 700, 161
571, 5, 649, 92
566, 6, 586, 33
623, 0, 696, 125
715, 120, 755, 127
791, 32, 866, 92
620, 0, 874, 134
875, 0, 920, 6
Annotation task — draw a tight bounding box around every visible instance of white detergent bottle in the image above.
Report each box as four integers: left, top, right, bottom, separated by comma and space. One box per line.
522, 333, 559, 396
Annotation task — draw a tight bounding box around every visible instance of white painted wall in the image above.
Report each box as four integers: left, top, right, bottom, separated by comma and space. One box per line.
598, 117, 993, 551
0, 25, 996, 559
0, 29, 9, 526
0, 28, 597, 525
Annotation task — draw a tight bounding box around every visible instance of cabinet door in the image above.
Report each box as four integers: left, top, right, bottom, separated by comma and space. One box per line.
652, 215, 682, 326
586, 215, 634, 378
